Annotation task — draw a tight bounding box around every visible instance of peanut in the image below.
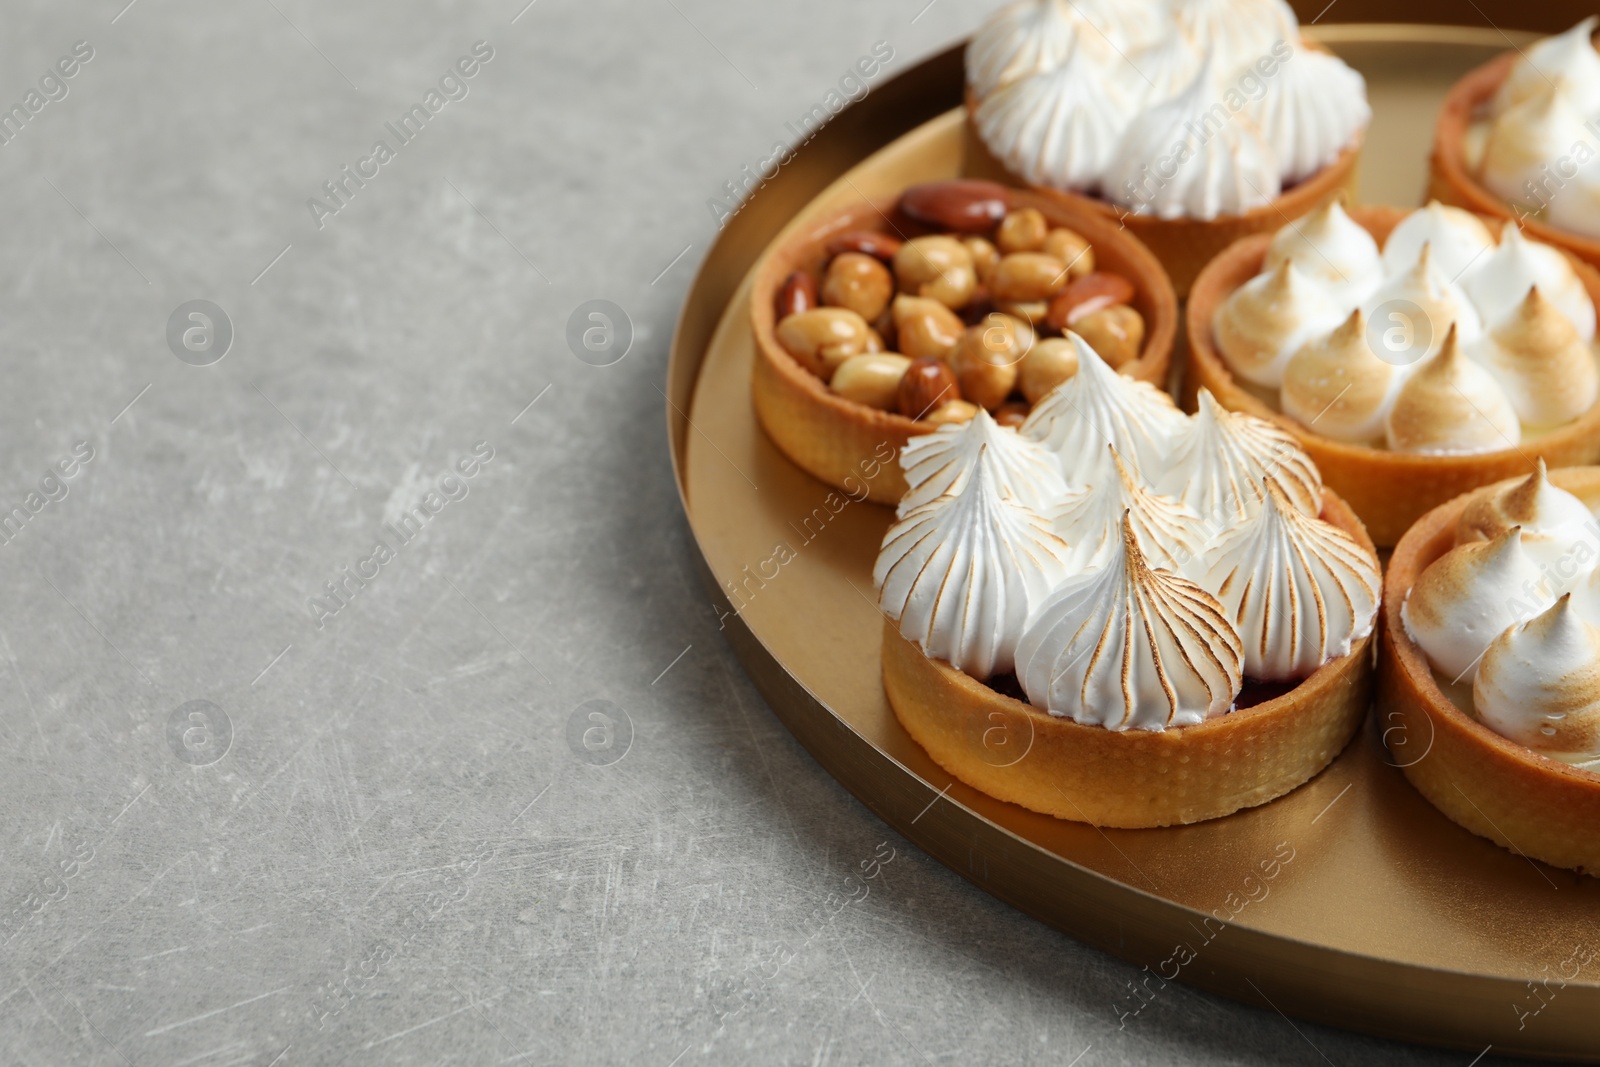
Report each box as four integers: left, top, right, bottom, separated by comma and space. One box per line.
1019, 337, 1081, 404
1073, 304, 1145, 370
923, 399, 981, 426
1043, 228, 1095, 279
963, 236, 1001, 287
776, 307, 879, 379
892, 295, 965, 363
823, 252, 894, 322
996, 208, 1048, 254
896, 358, 961, 419
950, 322, 1023, 411
991, 253, 1071, 304
830, 353, 911, 411
893, 236, 977, 309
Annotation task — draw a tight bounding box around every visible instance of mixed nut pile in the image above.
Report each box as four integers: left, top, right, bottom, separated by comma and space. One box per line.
773, 180, 1147, 426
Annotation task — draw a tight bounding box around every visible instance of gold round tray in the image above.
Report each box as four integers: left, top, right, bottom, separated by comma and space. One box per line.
666, 26, 1600, 1061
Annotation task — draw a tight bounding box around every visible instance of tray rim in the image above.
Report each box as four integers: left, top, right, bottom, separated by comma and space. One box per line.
664, 23, 1597, 1061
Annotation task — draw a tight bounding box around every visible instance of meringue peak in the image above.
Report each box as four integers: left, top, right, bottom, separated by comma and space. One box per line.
898, 409, 1066, 516
1402, 525, 1556, 683
1212, 257, 1345, 388
1455, 458, 1599, 583
1015, 511, 1244, 730
1473, 290, 1600, 427
1264, 198, 1382, 306
1466, 221, 1597, 340
1162, 388, 1323, 525
1381, 199, 1496, 281
1474, 593, 1600, 763
1385, 325, 1522, 454
1280, 307, 1401, 444
1051, 445, 1202, 575
1202, 478, 1380, 680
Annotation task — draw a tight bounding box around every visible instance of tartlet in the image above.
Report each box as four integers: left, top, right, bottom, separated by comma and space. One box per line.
751, 185, 1176, 505
1379, 466, 1600, 876
965, 98, 1360, 298
884, 488, 1375, 828
1186, 204, 1600, 547
1430, 36, 1600, 272
960, 0, 1368, 297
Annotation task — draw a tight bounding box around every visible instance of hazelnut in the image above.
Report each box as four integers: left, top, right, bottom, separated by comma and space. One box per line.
994, 401, 1030, 429
830, 353, 912, 410
893, 236, 978, 309
950, 323, 1022, 411
963, 236, 1001, 286
776, 307, 879, 379
892, 294, 965, 362
996, 208, 1049, 254
923, 399, 981, 426
1019, 337, 1080, 404
823, 252, 894, 322
1073, 304, 1145, 370
896, 358, 961, 419
1043, 228, 1095, 279
991, 253, 1070, 304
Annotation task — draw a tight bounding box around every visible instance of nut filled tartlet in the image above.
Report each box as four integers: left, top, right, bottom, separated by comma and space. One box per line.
1187, 201, 1600, 546
751, 179, 1176, 504
1380, 464, 1600, 875
875, 336, 1379, 828
1431, 19, 1600, 271
962, 0, 1368, 294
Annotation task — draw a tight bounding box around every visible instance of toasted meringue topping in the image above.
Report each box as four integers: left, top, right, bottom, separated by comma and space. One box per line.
1464, 223, 1597, 341
875, 461, 1071, 680
1052, 447, 1202, 575
1362, 244, 1483, 356
1471, 288, 1600, 427
967, 0, 1108, 98
1213, 259, 1346, 388
1169, 0, 1299, 80
1385, 327, 1520, 455
1280, 309, 1401, 444
1380, 200, 1497, 282
1102, 60, 1281, 221
1473, 595, 1600, 764
1201, 480, 1380, 680
898, 409, 1067, 517
1493, 17, 1600, 116
1455, 459, 1600, 583
1162, 389, 1322, 525
1245, 44, 1369, 185
1479, 82, 1595, 210
1546, 163, 1600, 242
1123, 27, 1206, 106
973, 55, 1136, 192
1016, 513, 1243, 730
1263, 199, 1382, 308
1402, 526, 1557, 683
1021, 333, 1187, 477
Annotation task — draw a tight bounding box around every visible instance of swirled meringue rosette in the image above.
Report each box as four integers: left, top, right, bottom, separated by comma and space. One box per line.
875, 335, 1380, 827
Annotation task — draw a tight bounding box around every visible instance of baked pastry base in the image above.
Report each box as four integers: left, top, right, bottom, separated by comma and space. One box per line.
1378, 466, 1600, 876
883, 491, 1375, 828
1429, 50, 1600, 273
751, 189, 1177, 505
1184, 204, 1600, 547
961, 87, 1362, 298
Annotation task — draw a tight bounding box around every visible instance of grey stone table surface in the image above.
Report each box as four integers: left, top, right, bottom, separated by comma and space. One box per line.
0, 1, 1541, 1064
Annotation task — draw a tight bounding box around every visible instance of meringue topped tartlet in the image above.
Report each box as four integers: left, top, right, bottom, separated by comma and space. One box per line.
1381, 465, 1600, 876
962, 0, 1369, 294
751, 180, 1177, 505
1431, 19, 1600, 271
1187, 202, 1600, 546
877, 336, 1380, 828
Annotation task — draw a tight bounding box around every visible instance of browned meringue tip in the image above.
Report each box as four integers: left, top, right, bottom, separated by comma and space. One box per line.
1330, 306, 1365, 342
1420, 322, 1464, 374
